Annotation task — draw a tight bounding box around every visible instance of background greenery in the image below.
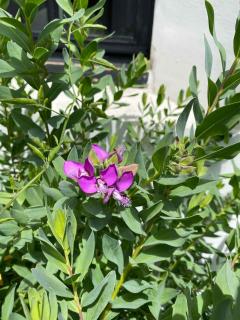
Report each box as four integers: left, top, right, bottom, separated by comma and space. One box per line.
1, 1, 240, 319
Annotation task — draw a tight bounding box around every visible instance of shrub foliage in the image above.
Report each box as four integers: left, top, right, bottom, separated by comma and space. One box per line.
1, 1, 240, 319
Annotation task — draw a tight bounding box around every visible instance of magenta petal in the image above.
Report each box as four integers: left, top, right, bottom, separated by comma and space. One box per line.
113, 190, 131, 207
78, 176, 97, 194
84, 158, 94, 176
63, 161, 84, 180
92, 144, 109, 162
116, 171, 134, 192
103, 187, 114, 203
100, 164, 118, 187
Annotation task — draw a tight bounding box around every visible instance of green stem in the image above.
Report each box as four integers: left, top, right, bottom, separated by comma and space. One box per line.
206, 58, 239, 115
101, 233, 148, 320
112, 239, 144, 299
64, 251, 84, 320
35, 104, 67, 117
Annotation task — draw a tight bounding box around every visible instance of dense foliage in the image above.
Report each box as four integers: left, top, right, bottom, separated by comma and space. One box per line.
1, 1, 240, 319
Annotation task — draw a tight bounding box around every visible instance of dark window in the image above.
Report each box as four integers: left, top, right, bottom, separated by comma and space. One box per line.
8, 0, 155, 60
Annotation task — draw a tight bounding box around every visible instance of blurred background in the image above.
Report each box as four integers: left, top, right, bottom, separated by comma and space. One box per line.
7, 0, 238, 102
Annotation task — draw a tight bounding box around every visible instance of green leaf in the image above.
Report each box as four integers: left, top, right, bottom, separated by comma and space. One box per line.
123, 279, 152, 294
41, 186, 63, 201
91, 57, 118, 71
65, 209, 77, 262
32, 265, 73, 298
0, 192, 12, 205
0, 86, 16, 99
134, 245, 175, 264
37, 229, 69, 274
11, 110, 45, 140
172, 293, 188, 320
9, 314, 26, 320
59, 181, 78, 197
83, 198, 108, 218
121, 208, 145, 235
212, 262, 239, 320
80, 41, 98, 62
48, 115, 65, 129
102, 234, 124, 274
1, 284, 16, 320
25, 186, 43, 206
205, 1, 214, 36
50, 208, 66, 244
157, 84, 166, 106
39, 9, 84, 40
83, 271, 116, 320
49, 292, 58, 320
85, 0, 106, 20
112, 293, 149, 309
189, 66, 198, 96
75, 231, 95, 280
0, 17, 32, 52
170, 181, 218, 197
205, 0, 226, 71
214, 261, 238, 301
148, 282, 177, 319
234, 17, 240, 57
196, 142, 240, 161
27, 143, 45, 161
144, 228, 187, 248
158, 175, 197, 186
33, 46, 49, 61
56, 0, 73, 15
152, 146, 169, 174
12, 265, 36, 286
1, 98, 36, 105
53, 156, 66, 178
140, 201, 163, 223
0, 59, 16, 77
204, 35, 213, 77
193, 98, 204, 124
207, 78, 218, 106
67, 145, 79, 161
195, 102, 240, 139
176, 99, 195, 138
212, 298, 233, 320
0, 221, 19, 236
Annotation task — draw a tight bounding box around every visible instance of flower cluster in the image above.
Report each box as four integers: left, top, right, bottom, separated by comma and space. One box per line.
63, 144, 137, 207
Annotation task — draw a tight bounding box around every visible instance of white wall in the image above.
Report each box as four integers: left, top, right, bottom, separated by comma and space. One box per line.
150, 0, 239, 104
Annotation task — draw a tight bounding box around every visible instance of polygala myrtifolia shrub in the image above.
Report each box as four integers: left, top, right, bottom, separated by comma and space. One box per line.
1, 0, 240, 319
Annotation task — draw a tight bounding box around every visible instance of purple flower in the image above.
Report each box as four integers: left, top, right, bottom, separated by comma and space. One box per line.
92, 144, 125, 164
78, 164, 134, 207
63, 144, 136, 207
63, 158, 94, 181
92, 144, 109, 163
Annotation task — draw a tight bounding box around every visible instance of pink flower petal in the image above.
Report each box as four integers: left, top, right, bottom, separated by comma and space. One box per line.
97, 178, 108, 194
84, 158, 94, 176
63, 161, 85, 180
92, 144, 109, 162
113, 190, 131, 207
100, 164, 118, 187
78, 176, 97, 194
103, 187, 114, 203
116, 171, 134, 192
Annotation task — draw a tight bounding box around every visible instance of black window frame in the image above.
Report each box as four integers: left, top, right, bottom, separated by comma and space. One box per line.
8, 0, 155, 61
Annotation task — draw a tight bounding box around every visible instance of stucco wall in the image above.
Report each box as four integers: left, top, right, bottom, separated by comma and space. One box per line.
150, 0, 239, 104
